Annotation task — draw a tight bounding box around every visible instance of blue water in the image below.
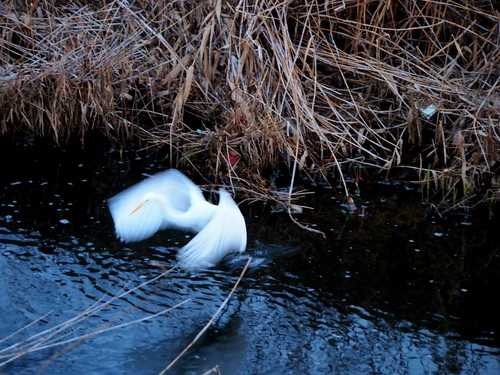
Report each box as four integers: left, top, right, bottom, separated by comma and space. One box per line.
0, 140, 499, 374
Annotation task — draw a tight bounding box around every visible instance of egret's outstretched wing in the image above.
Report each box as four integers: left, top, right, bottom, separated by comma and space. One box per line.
110, 199, 164, 242
177, 189, 247, 270
108, 169, 204, 242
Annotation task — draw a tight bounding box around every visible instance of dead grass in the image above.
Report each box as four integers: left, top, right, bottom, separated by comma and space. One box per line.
0, 0, 498, 208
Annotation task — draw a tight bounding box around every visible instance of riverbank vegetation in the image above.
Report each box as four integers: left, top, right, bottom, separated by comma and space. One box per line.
1, 0, 498, 210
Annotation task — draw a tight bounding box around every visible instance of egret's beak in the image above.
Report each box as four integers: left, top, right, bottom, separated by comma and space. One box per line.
129, 202, 144, 215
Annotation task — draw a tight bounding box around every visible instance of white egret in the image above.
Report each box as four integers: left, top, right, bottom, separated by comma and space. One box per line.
108, 169, 247, 271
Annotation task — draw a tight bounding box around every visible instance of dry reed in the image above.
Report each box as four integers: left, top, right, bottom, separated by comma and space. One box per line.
0, 0, 498, 208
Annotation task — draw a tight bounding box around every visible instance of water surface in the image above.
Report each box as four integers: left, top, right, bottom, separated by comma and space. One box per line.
0, 139, 498, 374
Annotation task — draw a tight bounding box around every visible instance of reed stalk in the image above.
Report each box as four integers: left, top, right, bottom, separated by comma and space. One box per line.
1, 0, 498, 208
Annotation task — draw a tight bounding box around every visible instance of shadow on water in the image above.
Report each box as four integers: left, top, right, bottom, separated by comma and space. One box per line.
0, 138, 499, 374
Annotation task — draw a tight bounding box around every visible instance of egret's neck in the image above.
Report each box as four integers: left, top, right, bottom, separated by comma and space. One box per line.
142, 192, 216, 231
143, 192, 182, 219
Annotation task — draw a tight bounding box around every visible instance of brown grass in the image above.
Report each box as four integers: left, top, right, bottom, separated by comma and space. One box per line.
0, 0, 498, 208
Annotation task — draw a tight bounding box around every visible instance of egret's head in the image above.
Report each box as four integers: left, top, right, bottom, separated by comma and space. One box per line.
129, 193, 152, 215
129, 201, 146, 215
129, 192, 165, 215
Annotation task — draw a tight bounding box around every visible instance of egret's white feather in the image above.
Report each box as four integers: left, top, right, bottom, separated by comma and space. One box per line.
108, 170, 205, 241
113, 199, 163, 242
177, 189, 247, 270
108, 170, 247, 270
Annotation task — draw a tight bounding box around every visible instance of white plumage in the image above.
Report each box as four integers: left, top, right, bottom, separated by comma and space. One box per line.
108, 169, 247, 270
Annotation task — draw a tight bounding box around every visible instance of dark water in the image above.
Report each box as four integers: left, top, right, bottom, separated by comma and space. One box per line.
0, 139, 499, 374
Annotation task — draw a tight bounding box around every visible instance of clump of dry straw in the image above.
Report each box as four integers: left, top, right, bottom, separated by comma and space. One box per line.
1, 0, 498, 208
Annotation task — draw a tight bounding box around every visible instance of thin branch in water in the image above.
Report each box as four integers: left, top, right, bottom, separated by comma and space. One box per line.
159, 257, 253, 374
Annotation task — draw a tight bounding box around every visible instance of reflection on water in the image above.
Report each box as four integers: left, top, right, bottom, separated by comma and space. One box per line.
0, 139, 499, 374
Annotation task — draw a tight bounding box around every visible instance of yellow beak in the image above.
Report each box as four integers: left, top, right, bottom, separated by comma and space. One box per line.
129, 202, 144, 215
